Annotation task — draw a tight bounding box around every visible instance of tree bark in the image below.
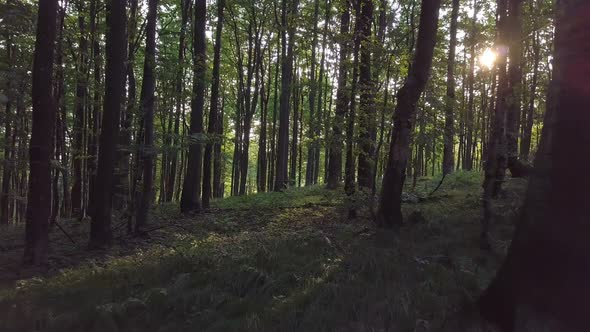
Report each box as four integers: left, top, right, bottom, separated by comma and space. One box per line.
90, 0, 127, 248
24, 0, 58, 265
274, 0, 299, 191
479, 1, 590, 329
376, 0, 441, 228
203, 0, 225, 208
180, 0, 206, 213
135, 0, 158, 233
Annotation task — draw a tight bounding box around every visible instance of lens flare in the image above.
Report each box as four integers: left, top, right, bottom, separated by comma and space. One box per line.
479, 48, 497, 70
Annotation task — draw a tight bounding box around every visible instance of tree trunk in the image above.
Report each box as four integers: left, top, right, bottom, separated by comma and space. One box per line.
90, 0, 127, 248
327, 0, 350, 190
443, 0, 459, 176
376, 0, 441, 228
203, 0, 225, 208
180, 0, 206, 213
305, 0, 320, 186
135, 0, 158, 233
356, 0, 376, 191
479, 2, 590, 329
24, 0, 58, 265
274, 0, 299, 191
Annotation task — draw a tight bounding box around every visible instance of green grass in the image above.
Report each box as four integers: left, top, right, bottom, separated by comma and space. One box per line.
0, 172, 526, 332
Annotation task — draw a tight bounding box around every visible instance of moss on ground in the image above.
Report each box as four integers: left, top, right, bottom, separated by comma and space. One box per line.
0, 172, 526, 331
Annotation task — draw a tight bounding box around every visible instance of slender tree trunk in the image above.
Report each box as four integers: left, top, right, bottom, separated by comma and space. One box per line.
180, 0, 206, 213
135, 0, 158, 233
443, 0, 459, 175
376, 0, 441, 228
24, 0, 58, 265
327, 0, 350, 189
203, 0, 225, 208
290, 73, 300, 186
90, 0, 127, 248
268, 44, 280, 191
480, 2, 590, 329
305, 0, 320, 186
274, 0, 299, 191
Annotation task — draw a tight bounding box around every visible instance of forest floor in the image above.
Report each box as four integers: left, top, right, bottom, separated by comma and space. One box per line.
0, 172, 526, 332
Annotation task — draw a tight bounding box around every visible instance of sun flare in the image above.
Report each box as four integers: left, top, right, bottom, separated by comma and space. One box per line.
479, 48, 497, 70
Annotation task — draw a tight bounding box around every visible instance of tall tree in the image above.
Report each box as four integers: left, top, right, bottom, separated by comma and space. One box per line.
443, 0, 459, 175
274, 0, 299, 191
90, 0, 127, 248
71, 1, 89, 219
23, 0, 58, 264
376, 0, 441, 228
326, 0, 350, 189
356, 0, 376, 191
180, 0, 206, 212
135, 0, 158, 232
203, 0, 225, 208
479, 0, 590, 329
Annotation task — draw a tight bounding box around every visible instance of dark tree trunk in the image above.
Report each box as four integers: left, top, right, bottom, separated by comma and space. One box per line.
203, 0, 225, 208
135, 0, 158, 233
376, 0, 441, 228
356, 0, 376, 191
479, 2, 590, 329
180, 0, 206, 213
90, 0, 127, 248
327, 0, 350, 190
24, 0, 58, 265
443, 0, 459, 176
274, 0, 299, 191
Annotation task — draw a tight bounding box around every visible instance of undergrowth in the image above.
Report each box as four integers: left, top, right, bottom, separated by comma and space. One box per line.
0, 172, 526, 332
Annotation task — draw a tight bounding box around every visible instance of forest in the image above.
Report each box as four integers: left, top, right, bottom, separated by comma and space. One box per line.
0, 0, 589, 330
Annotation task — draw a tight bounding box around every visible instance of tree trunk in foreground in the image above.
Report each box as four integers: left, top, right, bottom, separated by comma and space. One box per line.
90, 0, 127, 248
479, 1, 590, 330
376, 0, 441, 228
24, 0, 59, 265
180, 0, 206, 212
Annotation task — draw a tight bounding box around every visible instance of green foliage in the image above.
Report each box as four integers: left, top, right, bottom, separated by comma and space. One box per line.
0, 177, 526, 331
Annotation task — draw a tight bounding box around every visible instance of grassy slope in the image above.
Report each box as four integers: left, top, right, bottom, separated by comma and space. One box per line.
0, 172, 526, 332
